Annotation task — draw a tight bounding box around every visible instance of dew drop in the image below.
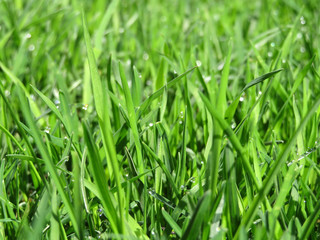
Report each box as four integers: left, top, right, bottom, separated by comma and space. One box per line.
267, 52, 273, 58
239, 96, 244, 102
217, 62, 224, 70
25, 33, 31, 39
270, 42, 275, 48
204, 76, 211, 83
28, 44, 35, 51
30, 94, 36, 101
4, 90, 10, 96
200, 161, 204, 165
149, 123, 154, 127
82, 104, 88, 110
258, 91, 262, 95
300, 16, 306, 25
297, 32, 303, 39
300, 47, 305, 53
196, 60, 202, 67
44, 126, 50, 134
143, 53, 149, 60
282, 59, 286, 64
173, 70, 177, 74
179, 120, 183, 124
180, 185, 185, 190
126, 59, 131, 65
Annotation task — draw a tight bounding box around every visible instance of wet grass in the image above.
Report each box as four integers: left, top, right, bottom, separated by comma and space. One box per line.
0, 0, 320, 239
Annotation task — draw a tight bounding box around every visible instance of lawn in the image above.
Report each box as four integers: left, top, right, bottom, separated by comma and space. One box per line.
0, 0, 319, 239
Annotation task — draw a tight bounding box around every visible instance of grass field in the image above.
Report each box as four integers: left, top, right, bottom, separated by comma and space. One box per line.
0, 0, 320, 239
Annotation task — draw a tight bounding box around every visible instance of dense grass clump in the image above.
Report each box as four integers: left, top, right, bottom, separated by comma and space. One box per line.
0, 0, 320, 239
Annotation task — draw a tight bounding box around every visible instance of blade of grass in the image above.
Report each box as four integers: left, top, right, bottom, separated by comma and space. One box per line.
83, 9, 125, 234
15, 86, 80, 238
119, 62, 144, 176
199, 91, 260, 190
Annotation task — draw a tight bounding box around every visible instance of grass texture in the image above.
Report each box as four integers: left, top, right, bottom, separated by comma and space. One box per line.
0, 0, 320, 239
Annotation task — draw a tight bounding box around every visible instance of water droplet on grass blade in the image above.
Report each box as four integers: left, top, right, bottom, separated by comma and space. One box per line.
28, 44, 35, 51
270, 42, 275, 47
204, 75, 211, 83
82, 104, 88, 110
300, 16, 306, 25
297, 32, 303, 39
30, 94, 36, 101
143, 53, 149, 60
196, 60, 202, 67
149, 123, 154, 127
25, 33, 32, 39
44, 126, 50, 134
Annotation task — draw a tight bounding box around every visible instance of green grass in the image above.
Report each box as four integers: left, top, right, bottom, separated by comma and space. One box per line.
0, 0, 320, 239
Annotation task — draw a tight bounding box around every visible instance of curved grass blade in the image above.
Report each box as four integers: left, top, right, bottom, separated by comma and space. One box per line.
225, 68, 283, 122
235, 96, 320, 238
82, 122, 120, 233
181, 191, 212, 240
299, 200, 320, 240
119, 62, 144, 176
137, 66, 197, 117
142, 142, 180, 196
15, 86, 80, 238
199, 91, 260, 190
83, 9, 125, 233
162, 209, 182, 238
